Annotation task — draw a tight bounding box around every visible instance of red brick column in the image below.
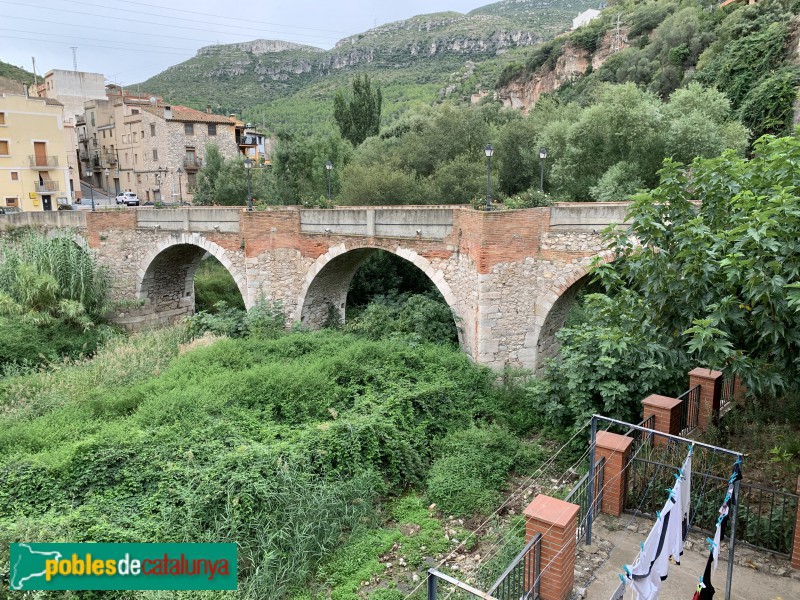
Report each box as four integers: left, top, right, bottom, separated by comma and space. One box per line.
689, 368, 723, 432
792, 476, 800, 570
524, 495, 580, 600
641, 394, 682, 447
595, 431, 634, 517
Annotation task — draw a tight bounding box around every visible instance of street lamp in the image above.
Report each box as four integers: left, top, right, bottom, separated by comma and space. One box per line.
155, 166, 167, 203
68, 165, 74, 204
539, 147, 548, 193
176, 166, 184, 203
244, 158, 253, 211
484, 144, 494, 211
325, 160, 333, 201
103, 168, 110, 196
83, 168, 95, 211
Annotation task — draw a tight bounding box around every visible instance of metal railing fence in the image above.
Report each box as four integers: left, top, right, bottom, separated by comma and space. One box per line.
625, 456, 798, 556
565, 457, 605, 544
678, 385, 701, 435
486, 532, 542, 600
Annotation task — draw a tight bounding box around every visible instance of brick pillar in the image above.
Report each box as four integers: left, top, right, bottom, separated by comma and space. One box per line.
524, 495, 580, 600
594, 431, 634, 517
689, 368, 723, 432
641, 394, 682, 447
792, 476, 800, 571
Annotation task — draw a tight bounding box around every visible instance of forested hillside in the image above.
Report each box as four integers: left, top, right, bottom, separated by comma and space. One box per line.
0, 59, 35, 85
497, 0, 800, 141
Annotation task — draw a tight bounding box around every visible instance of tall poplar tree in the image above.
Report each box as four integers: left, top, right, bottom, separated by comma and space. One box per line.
334, 74, 382, 146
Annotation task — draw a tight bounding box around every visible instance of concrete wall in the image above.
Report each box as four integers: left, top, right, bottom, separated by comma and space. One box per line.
300, 207, 455, 239
549, 202, 630, 231
137, 207, 241, 232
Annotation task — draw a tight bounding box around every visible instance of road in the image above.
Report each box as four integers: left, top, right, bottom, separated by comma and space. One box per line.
75, 182, 114, 209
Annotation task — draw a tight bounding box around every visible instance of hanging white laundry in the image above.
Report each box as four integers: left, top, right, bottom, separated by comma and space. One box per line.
625, 517, 663, 599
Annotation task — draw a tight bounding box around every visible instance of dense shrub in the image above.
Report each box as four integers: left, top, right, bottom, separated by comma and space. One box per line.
345, 293, 459, 345
426, 425, 541, 516
193, 256, 245, 312
0, 329, 528, 596
185, 299, 285, 339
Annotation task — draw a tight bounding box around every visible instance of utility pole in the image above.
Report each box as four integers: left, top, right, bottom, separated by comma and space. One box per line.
71, 47, 78, 72
612, 14, 622, 53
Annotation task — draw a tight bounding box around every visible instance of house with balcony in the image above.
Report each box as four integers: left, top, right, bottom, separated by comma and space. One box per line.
0, 91, 72, 211
234, 118, 271, 165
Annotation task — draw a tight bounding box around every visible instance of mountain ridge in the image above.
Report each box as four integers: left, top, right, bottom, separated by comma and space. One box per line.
134, 0, 596, 120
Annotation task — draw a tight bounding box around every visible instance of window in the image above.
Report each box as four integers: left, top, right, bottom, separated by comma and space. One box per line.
187, 172, 197, 191
0, 112, 5, 125
125, 152, 128, 162
102, 130, 106, 138
208, 123, 216, 136
132, 132, 137, 142
134, 154, 138, 165
10, 171, 18, 181
5, 197, 18, 207
141, 130, 145, 139
150, 123, 156, 136
184, 123, 194, 135
127, 172, 131, 182
137, 174, 141, 184
152, 149, 158, 160
131, 109, 139, 115
91, 113, 95, 126
0, 140, 8, 155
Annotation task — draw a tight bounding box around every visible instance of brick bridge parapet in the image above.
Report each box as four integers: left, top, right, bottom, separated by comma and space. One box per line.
0, 203, 629, 371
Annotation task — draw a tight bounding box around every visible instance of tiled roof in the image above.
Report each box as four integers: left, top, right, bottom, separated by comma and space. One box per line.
43, 97, 64, 106
141, 104, 235, 124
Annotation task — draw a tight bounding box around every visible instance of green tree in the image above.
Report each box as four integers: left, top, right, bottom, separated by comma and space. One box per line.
194, 144, 275, 206
594, 131, 800, 396
334, 74, 382, 146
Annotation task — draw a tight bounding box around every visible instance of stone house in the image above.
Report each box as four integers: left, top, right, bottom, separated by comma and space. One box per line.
135, 104, 238, 202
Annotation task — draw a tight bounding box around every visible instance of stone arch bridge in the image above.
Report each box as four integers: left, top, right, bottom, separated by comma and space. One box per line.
1, 204, 629, 371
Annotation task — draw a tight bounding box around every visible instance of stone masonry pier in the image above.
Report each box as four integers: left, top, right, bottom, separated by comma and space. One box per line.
0, 203, 630, 371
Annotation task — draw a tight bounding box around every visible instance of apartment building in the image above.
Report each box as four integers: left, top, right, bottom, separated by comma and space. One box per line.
32, 69, 107, 123
0, 91, 73, 211
78, 89, 238, 202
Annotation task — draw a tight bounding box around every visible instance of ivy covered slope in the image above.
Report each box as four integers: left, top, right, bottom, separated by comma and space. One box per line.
497, 0, 800, 141
135, 0, 597, 126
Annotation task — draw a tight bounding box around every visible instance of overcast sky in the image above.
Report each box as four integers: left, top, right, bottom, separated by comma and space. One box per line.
0, 0, 494, 84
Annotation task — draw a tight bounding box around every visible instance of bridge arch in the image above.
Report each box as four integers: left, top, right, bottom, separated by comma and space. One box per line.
136, 234, 247, 322
296, 243, 462, 344
532, 251, 615, 371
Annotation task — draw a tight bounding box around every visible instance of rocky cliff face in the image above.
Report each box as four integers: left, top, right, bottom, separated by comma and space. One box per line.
197, 40, 324, 56
497, 29, 628, 113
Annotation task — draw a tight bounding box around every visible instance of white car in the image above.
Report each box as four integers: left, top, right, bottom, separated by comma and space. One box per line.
116, 192, 139, 206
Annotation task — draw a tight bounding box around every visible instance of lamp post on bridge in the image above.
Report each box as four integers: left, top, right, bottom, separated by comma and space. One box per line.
244, 157, 253, 211
539, 147, 548, 193
176, 166, 184, 204
484, 144, 494, 211
325, 160, 333, 202
83, 168, 95, 211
